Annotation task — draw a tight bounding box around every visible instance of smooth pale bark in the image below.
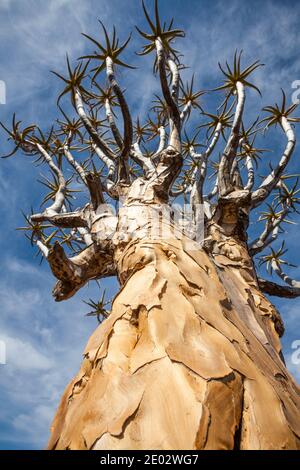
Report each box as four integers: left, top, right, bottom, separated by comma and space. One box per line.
251, 116, 296, 208
153, 126, 166, 157
34, 144, 66, 218
218, 82, 245, 196
104, 98, 123, 150
244, 155, 255, 191
131, 142, 156, 176
271, 259, 300, 289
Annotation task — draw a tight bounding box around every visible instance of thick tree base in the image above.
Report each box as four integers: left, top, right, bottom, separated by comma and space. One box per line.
48, 238, 300, 450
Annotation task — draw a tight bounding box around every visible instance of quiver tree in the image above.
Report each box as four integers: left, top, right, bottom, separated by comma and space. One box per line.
2, 0, 300, 450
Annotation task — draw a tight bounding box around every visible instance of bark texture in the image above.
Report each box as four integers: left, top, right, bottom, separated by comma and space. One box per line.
48, 230, 300, 450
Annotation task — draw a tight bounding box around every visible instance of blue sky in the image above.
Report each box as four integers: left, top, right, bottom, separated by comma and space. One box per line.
0, 0, 300, 450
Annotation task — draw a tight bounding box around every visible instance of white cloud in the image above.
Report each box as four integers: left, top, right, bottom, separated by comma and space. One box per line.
6, 258, 41, 275
0, 0, 12, 10
1, 335, 53, 371
0, 284, 42, 317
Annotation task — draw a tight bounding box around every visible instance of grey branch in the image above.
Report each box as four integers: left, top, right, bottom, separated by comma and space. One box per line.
272, 259, 300, 289
104, 98, 123, 150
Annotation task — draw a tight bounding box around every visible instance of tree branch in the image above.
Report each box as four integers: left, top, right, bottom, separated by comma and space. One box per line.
35, 143, 66, 217
63, 144, 88, 185
249, 207, 289, 256
258, 277, 300, 298
77, 227, 93, 246
74, 88, 116, 160
31, 207, 89, 227
188, 123, 222, 206
130, 142, 155, 177
106, 57, 133, 162
251, 117, 296, 208
271, 259, 300, 289
218, 83, 245, 196
207, 176, 219, 200
36, 239, 50, 258
155, 39, 181, 153
244, 155, 255, 191
167, 57, 180, 103
48, 241, 115, 301
85, 172, 105, 210
180, 101, 191, 124
152, 125, 167, 159
104, 98, 123, 149
90, 142, 116, 183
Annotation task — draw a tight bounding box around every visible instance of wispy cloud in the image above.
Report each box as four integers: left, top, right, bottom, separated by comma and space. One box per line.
2, 335, 53, 371
0, 253, 118, 448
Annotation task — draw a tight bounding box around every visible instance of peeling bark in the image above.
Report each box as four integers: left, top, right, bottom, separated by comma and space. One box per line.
48, 194, 300, 449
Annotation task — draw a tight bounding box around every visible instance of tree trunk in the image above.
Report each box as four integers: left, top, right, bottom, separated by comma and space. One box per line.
48, 231, 300, 450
